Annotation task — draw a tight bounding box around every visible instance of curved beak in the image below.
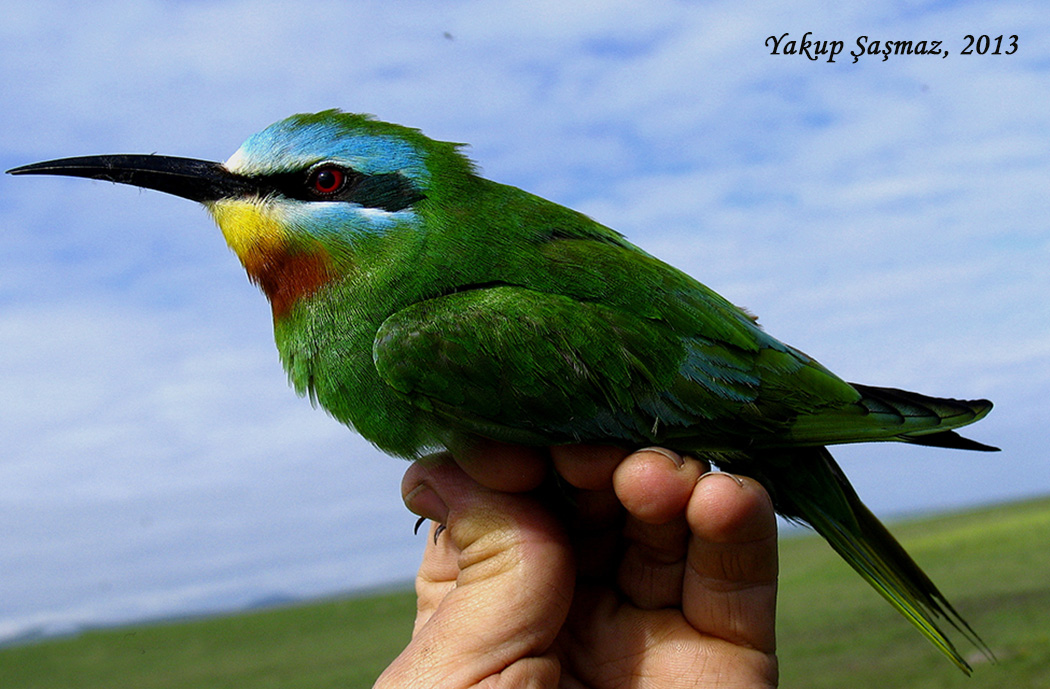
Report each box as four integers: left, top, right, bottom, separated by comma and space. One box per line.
7, 154, 259, 203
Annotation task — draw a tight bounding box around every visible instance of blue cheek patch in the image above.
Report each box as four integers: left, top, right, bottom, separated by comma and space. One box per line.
283, 200, 423, 241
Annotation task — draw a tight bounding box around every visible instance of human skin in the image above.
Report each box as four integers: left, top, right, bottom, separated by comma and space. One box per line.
377, 443, 779, 688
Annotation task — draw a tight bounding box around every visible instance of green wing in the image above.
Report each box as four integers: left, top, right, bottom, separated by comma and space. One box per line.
372, 276, 993, 452
372, 282, 855, 450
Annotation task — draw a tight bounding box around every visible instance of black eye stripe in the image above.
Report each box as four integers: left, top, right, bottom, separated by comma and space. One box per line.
261, 166, 425, 212
344, 172, 426, 212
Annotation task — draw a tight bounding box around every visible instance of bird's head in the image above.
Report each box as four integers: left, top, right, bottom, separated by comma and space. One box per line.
8, 110, 471, 316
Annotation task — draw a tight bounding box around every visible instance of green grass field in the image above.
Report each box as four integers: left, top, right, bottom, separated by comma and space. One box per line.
3, 496, 1048, 688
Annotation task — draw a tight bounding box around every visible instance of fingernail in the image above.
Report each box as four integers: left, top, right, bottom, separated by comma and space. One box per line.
404, 483, 449, 525
637, 446, 686, 469
697, 471, 745, 488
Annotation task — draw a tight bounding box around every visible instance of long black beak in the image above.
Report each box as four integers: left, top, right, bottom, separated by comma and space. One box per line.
7, 154, 259, 203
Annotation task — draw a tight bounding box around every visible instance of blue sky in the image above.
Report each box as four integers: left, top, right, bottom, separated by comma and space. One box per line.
1, 0, 1048, 642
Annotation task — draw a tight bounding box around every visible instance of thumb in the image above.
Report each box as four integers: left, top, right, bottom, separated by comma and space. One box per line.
376, 455, 573, 688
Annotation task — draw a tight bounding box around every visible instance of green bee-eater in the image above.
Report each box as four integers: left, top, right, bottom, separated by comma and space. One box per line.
9, 110, 996, 672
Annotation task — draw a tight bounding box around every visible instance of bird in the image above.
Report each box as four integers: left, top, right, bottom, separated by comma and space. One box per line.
9, 109, 996, 672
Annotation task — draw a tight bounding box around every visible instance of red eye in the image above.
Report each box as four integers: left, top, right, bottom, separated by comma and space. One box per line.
311, 166, 345, 195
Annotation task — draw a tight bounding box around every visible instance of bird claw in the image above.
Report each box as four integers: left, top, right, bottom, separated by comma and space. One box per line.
413, 516, 447, 544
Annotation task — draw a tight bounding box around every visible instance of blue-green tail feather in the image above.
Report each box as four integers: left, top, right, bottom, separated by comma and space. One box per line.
735, 447, 993, 674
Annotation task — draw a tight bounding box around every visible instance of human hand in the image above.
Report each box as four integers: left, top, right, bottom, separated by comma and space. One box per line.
376, 444, 779, 688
